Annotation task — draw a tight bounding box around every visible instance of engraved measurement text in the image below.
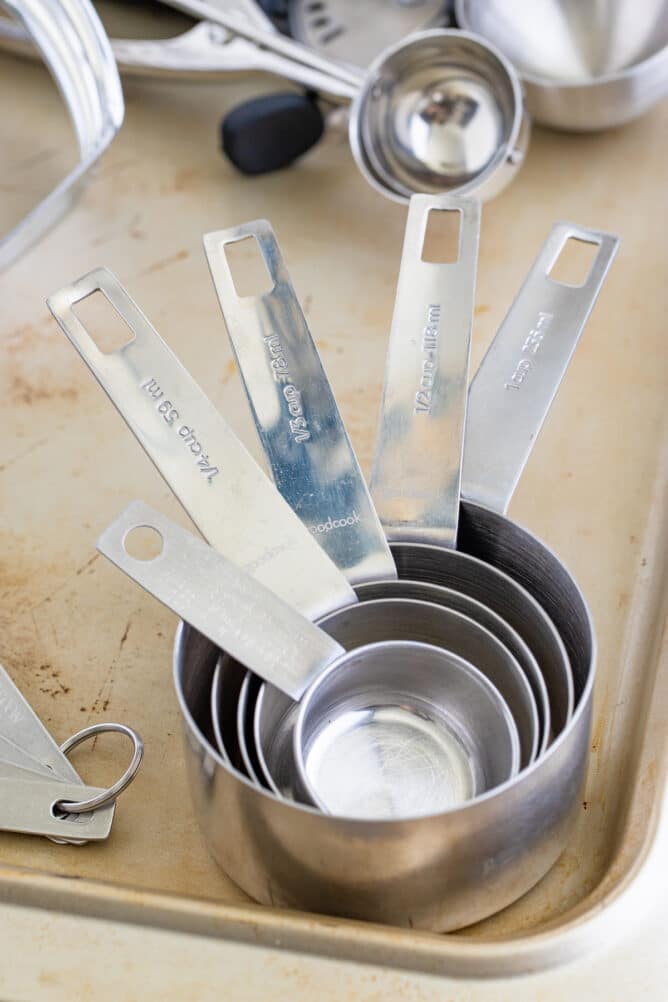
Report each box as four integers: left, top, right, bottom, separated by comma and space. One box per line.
141, 378, 219, 482
263, 334, 311, 443
504, 311, 553, 390
414, 304, 441, 414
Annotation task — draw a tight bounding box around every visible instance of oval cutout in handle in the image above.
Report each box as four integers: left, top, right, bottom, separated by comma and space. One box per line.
462, 222, 619, 514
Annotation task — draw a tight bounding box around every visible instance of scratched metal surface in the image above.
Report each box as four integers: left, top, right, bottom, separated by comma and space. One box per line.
0, 29, 666, 975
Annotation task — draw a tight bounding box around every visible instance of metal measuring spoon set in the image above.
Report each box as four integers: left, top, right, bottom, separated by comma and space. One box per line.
47, 194, 618, 930
0, 664, 142, 844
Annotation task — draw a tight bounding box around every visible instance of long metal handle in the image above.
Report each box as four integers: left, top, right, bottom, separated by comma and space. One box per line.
163, 0, 363, 97
0, 665, 80, 784
370, 194, 481, 548
98, 502, 344, 700
112, 23, 355, 97
0, 19, 357, 99
462, 222, 619, 513
47, 269, 355, 622
204, 220, 397, 586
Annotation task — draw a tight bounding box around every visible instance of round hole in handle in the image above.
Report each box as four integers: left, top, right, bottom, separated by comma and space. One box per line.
123, 525, 164, 561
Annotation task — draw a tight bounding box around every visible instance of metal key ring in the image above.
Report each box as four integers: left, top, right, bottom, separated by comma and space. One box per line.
54, 723, 143, 814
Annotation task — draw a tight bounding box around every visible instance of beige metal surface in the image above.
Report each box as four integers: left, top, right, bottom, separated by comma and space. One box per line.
0, 27, 667, 990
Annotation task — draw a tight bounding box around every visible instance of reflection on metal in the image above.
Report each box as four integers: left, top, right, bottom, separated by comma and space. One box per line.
0, 0, 123, 270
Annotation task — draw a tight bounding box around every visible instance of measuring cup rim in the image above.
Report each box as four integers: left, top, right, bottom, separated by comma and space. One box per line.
255, 588, 542, 779
314, 594, 540, 765
389, 511, 593, 721
459, 497, 598, 699
210, 654, 230, 765
173, 620, 595, 825
252, 679, 285, 797
292, 638, 521, 817
352, 576, 551, 743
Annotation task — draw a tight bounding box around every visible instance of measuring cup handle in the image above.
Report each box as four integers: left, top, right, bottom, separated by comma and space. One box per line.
47, 267, 355, 621
462, 222, 619, 514
204, 219, 396, 585
370, 194, 481, 548
97, 500, 343, 700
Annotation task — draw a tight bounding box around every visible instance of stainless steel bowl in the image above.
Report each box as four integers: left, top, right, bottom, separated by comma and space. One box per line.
349, 29, 530, 202
456, 0, 668, 130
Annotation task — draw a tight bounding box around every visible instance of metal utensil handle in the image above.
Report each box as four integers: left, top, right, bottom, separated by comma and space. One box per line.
97, 501, 344, 701
462, 222, 619, 513
204, 220, 396, 586
0, 19, 359, 99
0, 664, 81, 784
370, 194, 481, 547
47, 268, 355, 622
164, 0, 363, 96
0, 777, 115, 842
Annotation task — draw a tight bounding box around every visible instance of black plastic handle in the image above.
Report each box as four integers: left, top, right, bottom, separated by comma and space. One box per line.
220, 92, 325, 175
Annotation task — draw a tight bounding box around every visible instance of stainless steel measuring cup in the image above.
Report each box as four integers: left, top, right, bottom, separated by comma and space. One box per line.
205, 209, 398, 773
205, 200, 535, 800
98, 501, 521, 817
256, 579, 550, 797
205, 199, 557, 773
256, 595, 538, 801
169, 226, 619, 931
293, 640, 520, 819
204, 197, 538, 785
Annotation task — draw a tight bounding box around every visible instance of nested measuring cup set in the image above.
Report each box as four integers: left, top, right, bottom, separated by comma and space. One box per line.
48, 196, 618, 931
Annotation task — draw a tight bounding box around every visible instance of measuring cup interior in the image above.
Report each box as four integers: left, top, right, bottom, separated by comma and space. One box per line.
388, 536, 575, 732
254, 682, 299, 799
356, 578, 550, 749
314, 597, 539, 766
294, 640, 521, 820
210, 653, 250, 774
236, 672, 267, 787
254, 589, 539, 801
456, 500, 594, 704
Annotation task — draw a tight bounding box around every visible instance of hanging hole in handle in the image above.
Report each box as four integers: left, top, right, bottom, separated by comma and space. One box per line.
421, 208, 462, 264
72, 289, 136, 353
548, 236, 600, 287
123, 525, 164, 561
50, 801, 89, 823
225, 235, 275, 298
